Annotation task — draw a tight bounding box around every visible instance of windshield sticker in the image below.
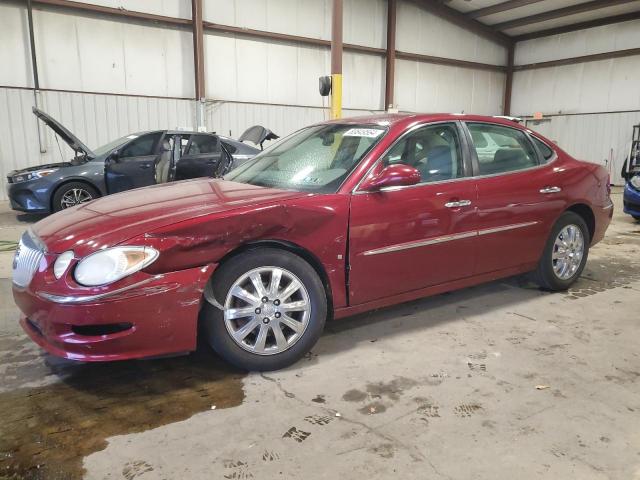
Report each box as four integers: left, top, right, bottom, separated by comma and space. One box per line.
343, 128, 384, 138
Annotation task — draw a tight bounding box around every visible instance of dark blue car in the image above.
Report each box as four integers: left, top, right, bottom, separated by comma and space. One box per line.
623, 174, 640, 221
7, 108, 269, 214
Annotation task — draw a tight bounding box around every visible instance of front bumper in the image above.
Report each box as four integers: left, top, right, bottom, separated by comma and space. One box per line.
14, 264, 216, 361
7, 179, 52, 213
623, 183, 640, 217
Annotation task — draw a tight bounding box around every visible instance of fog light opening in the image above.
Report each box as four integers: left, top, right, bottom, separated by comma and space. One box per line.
71, 323, 133, 336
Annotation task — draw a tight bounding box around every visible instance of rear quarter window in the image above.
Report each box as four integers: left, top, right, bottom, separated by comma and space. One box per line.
532, 136, 555, 163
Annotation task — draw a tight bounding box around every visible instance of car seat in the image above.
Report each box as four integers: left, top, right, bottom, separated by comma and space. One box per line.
155, 139, 172, 183
420, 145, 453, 182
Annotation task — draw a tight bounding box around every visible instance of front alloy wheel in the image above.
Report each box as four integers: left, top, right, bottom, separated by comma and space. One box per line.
223, 267, 311, 355
201, 248, 327, 371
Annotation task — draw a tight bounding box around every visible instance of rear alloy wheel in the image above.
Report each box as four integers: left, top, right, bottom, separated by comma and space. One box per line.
534, 211, 589, 291
201, 248, 327, 371
52, 182, 99, 212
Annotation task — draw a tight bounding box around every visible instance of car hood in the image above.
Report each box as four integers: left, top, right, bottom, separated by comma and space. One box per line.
33, 107, 95, 158
8, 162, 72, 177
32, 179, 307, 254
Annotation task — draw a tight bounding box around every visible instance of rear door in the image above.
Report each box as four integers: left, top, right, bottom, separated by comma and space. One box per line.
105, 132, 163, 193
348, 122, 477, 305
175, 134, 225, 180
465, 122, 566, 274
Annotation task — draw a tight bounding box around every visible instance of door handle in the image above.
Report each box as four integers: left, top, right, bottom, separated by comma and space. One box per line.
539, 186, 561, 194
140, 163, 152, 169
445, 199, 472, 208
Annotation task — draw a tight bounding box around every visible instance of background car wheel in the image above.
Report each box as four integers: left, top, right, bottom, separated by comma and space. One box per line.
534, 211, 589, 291
52, 182, 99, 212
201, 248, 327, 371
633, 215, 640, 222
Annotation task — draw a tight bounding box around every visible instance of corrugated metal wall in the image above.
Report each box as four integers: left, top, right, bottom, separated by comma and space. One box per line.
527, 112, 640, 185
0, 0, 510, 201
512, 18, 640, 185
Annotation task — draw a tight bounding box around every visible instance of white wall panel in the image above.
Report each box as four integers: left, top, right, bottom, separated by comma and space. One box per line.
0, 3, 33, 88
396, 0, 507, 66
204, 0, 332, 42
204, 34, 383, 110
527, 112, 640, 185
395, 59, 505, 115
32, 9, 194, 98
206, 100, 382, 141
76, 0, 191, 19
511, 56, 640, 115
0, 88, 195, 201
515, 19, 640, 66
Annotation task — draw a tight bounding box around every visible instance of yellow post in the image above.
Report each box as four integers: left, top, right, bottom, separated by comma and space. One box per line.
331, 73, 342, 120
331, 0, 342, 119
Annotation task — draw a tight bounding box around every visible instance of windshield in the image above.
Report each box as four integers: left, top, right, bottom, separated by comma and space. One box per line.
92, 133, 142, 157
224, 124, 387, 193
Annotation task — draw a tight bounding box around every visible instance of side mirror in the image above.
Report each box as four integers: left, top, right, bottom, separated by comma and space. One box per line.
109, 150, 120, 163
359, 164, 421, 191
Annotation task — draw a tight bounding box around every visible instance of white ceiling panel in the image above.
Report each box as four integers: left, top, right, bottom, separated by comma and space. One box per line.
480, 0, 591, 25
503, 2, 640, 36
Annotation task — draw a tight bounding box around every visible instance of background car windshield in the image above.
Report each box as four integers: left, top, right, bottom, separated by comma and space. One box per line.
93, 134, 143, 156
224, 124, 386, 193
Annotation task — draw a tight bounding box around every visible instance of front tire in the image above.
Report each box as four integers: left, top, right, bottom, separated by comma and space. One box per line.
201, 248, 327, 371
534, 211, 589, 291
52, 182, 99, 212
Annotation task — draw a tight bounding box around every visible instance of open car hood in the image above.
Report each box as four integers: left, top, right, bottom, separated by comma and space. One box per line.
33, 107, 95, 158
238, 125, 279, 149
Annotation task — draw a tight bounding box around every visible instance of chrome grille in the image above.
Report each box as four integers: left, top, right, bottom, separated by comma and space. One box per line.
12, 230, 45, 288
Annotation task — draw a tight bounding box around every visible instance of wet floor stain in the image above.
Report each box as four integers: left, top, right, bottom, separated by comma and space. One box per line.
0, 346, 245, 480
564, 258, 640, 300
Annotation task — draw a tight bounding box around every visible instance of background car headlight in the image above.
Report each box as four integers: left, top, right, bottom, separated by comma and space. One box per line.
74, 246, 159, 286
630, 175, 640, 190
13, 168, 58, 183
53, 250, 74, 279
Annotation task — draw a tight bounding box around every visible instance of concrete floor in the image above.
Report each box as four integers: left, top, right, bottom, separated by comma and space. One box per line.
1, 190, 639, 480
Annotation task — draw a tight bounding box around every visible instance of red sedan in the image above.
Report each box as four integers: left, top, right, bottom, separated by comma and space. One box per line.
13, 114, 613, 370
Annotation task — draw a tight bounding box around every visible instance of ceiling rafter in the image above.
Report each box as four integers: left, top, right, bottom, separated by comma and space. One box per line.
514, 10, 640, 41
491, 0, 639, 31
413, 0, 512, 46
466, 0, 546, 20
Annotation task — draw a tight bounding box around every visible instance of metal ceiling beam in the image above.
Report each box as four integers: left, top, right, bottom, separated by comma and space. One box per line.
395, 51, 506, 72
513, 10, 640, 41
467, 0, 545, 20
412, 0, 511, 46
514, 47, 640, 71
492, 0, 639, 31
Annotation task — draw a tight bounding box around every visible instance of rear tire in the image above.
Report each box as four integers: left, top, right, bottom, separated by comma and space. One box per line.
52, 182, 99, 212
534, 211, 589, 291
633, 215, 640, 222
201, 248, 327, 371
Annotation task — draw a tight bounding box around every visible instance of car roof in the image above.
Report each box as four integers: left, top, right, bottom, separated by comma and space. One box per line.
319, 113, 526, 130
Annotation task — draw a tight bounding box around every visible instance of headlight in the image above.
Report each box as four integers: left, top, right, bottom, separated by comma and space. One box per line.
53, 251, 74, 279
630, 175, 640, 190
13, 168, 58, 183
74, 246, 159, 286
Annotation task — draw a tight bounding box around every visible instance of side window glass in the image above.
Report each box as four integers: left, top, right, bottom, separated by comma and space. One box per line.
380, 123, 463, 184
532, 136, 555, 164
180, 136, 190, 155
120, 133, 162, 159
467, 123, 538, 175
186, 135, 219, 155
222, 141, 237, 154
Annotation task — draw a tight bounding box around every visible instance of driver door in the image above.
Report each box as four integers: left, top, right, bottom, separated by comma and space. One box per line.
348, 122, 477, 305
105, 132, 163, 194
